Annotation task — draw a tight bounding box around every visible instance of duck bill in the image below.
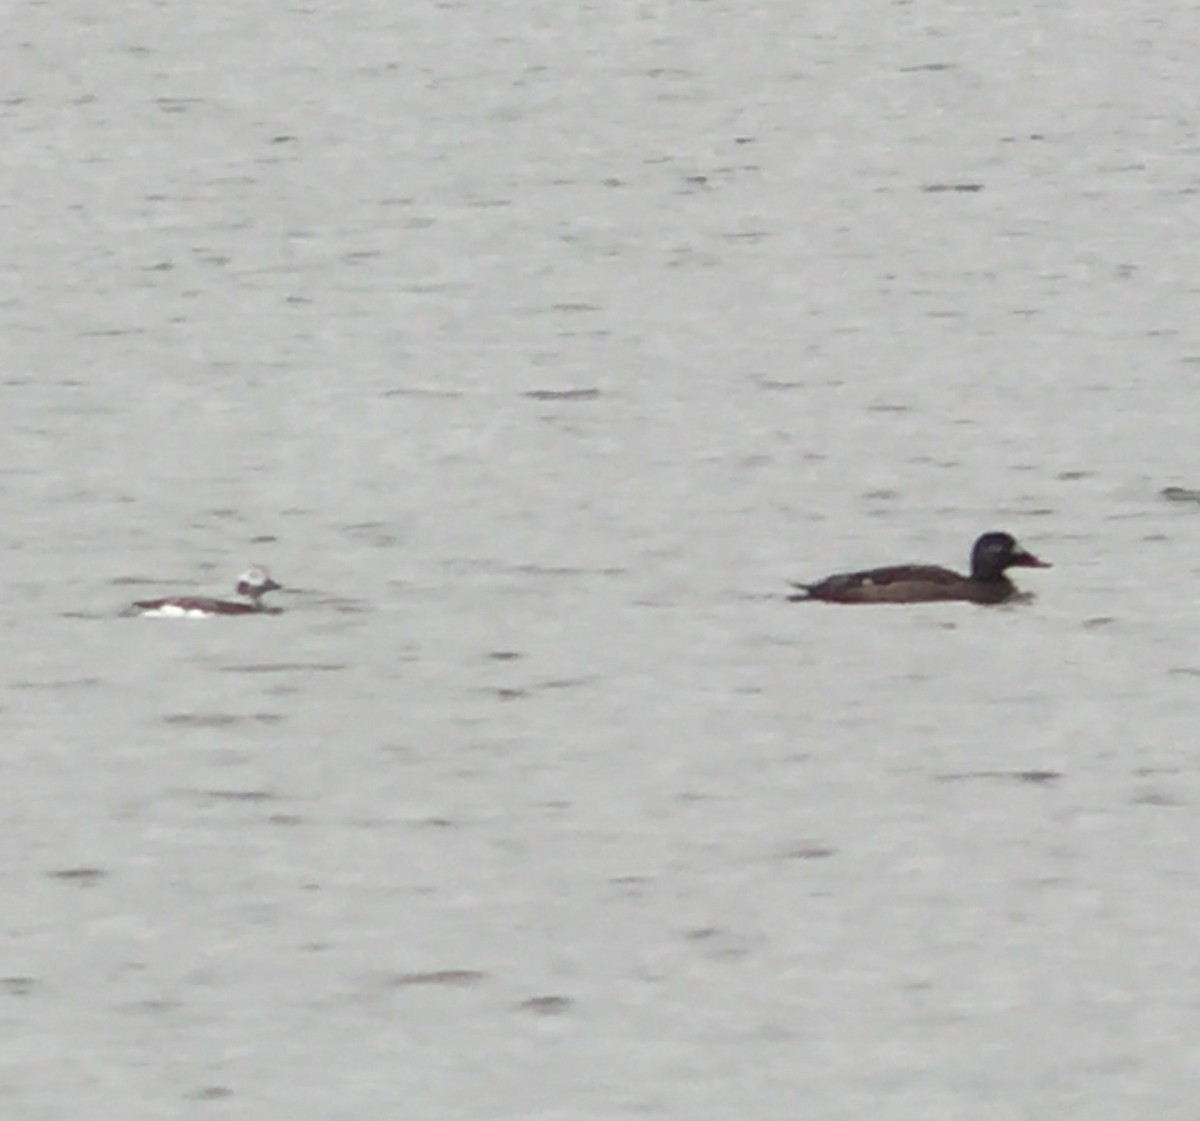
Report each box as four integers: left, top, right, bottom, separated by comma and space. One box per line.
1010, 548, 1050, 569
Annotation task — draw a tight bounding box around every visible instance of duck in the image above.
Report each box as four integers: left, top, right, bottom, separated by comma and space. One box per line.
787, 532, 1049, 605
124, 566, 283, 617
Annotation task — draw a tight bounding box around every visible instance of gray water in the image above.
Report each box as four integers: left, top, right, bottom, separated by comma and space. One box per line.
5, 2, 1200, 1118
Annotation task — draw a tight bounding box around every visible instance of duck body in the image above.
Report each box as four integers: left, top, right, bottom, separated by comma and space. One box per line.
788, 532, 1049, 605
125, 567, 282, 618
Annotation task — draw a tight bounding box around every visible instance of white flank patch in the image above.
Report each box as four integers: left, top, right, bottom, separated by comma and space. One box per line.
143, 605, 212, 619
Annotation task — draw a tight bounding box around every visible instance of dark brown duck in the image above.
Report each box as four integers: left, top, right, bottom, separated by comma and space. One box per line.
788, 532, 1050, 605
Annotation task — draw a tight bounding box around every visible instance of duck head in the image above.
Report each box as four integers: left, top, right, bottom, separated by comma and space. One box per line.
236, 566, 282, 601
971, 533, 1050, 582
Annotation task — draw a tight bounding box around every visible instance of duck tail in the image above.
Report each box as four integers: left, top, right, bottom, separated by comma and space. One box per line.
786, 583, 815, 602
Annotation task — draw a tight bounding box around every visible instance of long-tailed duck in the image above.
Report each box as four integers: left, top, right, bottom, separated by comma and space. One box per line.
125, 567, 283, 617
788, 532, 1050, 605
